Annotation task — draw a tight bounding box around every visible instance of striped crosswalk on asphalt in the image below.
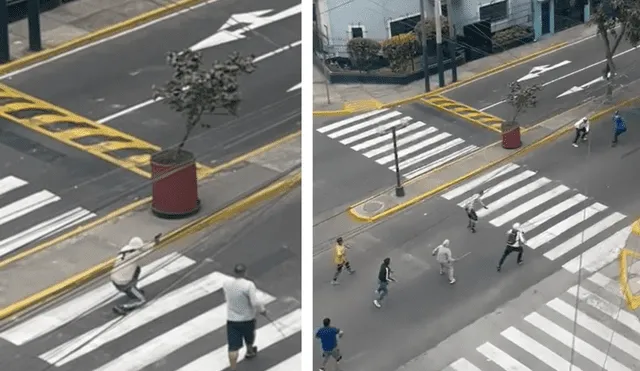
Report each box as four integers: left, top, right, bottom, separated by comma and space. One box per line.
0, 252, 301, 371
316, 109, 479, 180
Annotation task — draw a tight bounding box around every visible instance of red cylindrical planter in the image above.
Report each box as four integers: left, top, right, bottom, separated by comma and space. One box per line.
151, 149, 200, 219
502, 126, 522, 149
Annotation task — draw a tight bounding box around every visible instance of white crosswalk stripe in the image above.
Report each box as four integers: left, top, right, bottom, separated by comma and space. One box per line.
439, 162, 630, 271
317, 110, 479, 180
0, 175, 95, 260
0, 253, 300, 370
443, 269, 640, 371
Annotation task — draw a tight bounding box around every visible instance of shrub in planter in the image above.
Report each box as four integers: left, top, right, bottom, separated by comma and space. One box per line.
347, 38, 381, 72
502, 81, 542, 149
492, 26, 531, 48
414, 17, 449, 45
381, 33, 419, 73
151, 50, 255, 218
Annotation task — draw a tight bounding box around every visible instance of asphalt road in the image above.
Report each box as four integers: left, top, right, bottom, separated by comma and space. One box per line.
0, 186, 301, 371
0, 116, 144, 260
444, 36, 640, 127
3, 0, 301, 159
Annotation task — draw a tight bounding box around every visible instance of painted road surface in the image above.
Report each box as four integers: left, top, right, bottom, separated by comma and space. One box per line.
0, 186, 301, 371
0, 116, 144, 261
444, 36, 640, 127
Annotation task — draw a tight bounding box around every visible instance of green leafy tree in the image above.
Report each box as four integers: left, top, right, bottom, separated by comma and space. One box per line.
414, 16, 449, 45
347, 38, 381, 72
153, 49, 256, 160
503, 81, 542, 132
382, 33, 419, 72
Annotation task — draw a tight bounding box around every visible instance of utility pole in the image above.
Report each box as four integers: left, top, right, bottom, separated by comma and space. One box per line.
378, 120, 409, 197
445, 0, 457, 82
27, 0, 42, 52
0, 0, 9, 64
419, 0, 430, 92
434, 0, 445, 87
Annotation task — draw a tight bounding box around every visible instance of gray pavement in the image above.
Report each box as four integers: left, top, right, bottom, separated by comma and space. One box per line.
0, 187, 300, 371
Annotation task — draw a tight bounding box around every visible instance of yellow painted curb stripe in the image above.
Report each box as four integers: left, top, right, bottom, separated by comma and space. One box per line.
421, 95, 503, 133
348, 97, 640, 222
619, 247, 640, 310
0, 0, 205, 75
312, 42, 568, 117
0, 131, 300, 269
0, 171, 301, 320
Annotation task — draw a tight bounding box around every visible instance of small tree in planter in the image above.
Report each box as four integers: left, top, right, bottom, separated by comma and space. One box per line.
347, 37, 381, 72
151, 49, 255, 218
381, 33, 419, 72
502, 81, 542, 149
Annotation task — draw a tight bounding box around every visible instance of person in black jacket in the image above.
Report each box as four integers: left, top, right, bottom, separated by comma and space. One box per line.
373, 258, 395, 308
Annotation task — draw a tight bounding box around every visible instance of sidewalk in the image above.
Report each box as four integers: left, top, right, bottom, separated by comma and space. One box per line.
314, 24, 601, 112
0, 134, 300, 316
350, 79, 640, 222
3, 0, 199, 63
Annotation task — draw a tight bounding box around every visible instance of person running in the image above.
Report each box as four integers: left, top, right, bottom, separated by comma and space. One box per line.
464, 190, 488, 233
110, 235, 160, 315
222, 263, 267, 370
497, 223, 526, 272
612, 110, 627, 146
315, 317, 344, 371
432, 239, 456, 284
572, 117, 590, 147
373, 257, 395, 308
331, 237, 354, 285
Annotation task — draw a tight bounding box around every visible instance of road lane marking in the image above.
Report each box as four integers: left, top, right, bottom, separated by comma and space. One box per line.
477, 342, 532, 370
502, 327, 581, 371
422, 95, 503, 132
527, 202, 606, 249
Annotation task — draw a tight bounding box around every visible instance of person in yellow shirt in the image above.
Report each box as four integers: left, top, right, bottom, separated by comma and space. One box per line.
331, 237, 354, 285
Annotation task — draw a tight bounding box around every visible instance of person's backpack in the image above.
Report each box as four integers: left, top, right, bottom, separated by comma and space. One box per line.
506, 229, 518, 245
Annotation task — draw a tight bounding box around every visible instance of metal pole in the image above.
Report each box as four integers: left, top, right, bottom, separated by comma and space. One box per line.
434, 0, 445, 87
27, 0, 42, 52
419, 0, 430, 92
392, 127, 405, 197
445, 0, 457, 82
0, 0, 9, 64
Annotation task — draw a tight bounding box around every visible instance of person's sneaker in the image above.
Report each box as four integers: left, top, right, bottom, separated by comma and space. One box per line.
471, 228, 476, 233
572, 143, 578, 147
449, 278, 456, 284
373, 299, 381, 308
245, 345, 258, 359
348, 269, 355, 274
497, 266, 501, 272
439, 269, 444, 275
331, 280, 339, 285
518, 260, 523, 265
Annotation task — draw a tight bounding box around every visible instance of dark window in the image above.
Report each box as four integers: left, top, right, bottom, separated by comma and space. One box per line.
479, 1, 508, 22
313, 3, 317, 22
389, 15, 421, 37
441, 4, 448, 17
351, 27, 364, 38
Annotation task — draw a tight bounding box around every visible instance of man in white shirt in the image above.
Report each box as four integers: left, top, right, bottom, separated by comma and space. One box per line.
432, 239, 456, 284
464, 190, 488, 233
223, 263, 267, 370
572, 117, 590, 147
497, 223, 526, 272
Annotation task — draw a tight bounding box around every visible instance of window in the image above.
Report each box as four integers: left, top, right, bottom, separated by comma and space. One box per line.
479, 0, 508, 22
389, 14, 421, 37
441, 4, 448, 17
349, 26, 364, 38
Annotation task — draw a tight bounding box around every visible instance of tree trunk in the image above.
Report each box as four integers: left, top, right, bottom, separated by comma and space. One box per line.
174, 122, 197, 161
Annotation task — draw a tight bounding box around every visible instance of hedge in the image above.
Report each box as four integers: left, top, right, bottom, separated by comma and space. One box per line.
347, 37, 381, 72
381, 33, 419, 72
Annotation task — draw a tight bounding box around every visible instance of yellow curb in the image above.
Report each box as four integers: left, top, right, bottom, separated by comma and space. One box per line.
0, 131, 300, 269
312, 42, 568, 117
343, 99, 382, 112
0, 171, 300, 321
632, 220, 640, 236
348, 97, 640, 222
421, 95, 503, 133
0, 0, 206, 76
619, 248, 640, 310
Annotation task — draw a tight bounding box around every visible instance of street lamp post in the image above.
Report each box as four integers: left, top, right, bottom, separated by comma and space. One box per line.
378, 119, 409, 197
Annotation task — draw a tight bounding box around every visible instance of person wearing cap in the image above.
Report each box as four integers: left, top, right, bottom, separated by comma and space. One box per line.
464, 190, 488, 233
612, 110, 627, 146
497, 223, 526, 272
331, 237, 354, 285
373, 257, 395, 308
432, 239, 456, 284
222, 263, 267, 370
110, 235, 160, 314
572, 117, 590, 147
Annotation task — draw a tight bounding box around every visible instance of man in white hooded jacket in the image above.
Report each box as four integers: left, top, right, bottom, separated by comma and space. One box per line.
110, 235, 160, 314
432, 239, 456, 284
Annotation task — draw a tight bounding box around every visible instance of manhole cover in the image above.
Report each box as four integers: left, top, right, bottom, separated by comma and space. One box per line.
362, 200, 385, 213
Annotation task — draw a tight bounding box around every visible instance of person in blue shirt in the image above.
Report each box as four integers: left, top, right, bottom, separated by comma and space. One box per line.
612, 110, 627, 146
315, 317, 343, 371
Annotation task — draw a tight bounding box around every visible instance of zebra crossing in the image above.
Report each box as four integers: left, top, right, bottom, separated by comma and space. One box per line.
443, 269, 640, 371
0, 174, 95, 260
0, 252, 301, 371
316, 109, 480, 180
440, 162, 631, 273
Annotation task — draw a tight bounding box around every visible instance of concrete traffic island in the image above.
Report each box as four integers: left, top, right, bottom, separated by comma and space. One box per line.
619, 219, 640, 311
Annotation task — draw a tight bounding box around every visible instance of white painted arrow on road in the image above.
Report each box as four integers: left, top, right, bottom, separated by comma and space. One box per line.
190, 5, 301, 51
517, 60, 572, 82
287, 83, 301, 92
557, 73, 611, 98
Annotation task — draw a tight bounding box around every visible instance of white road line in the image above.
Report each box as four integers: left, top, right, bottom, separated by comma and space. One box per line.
316, 109, 389, 134
328, 111, 402, 139
0, 207, 95, 258
0, 176, 27, 195
457, 170, 537, 208
0, 190, 60, 226
477, 342, 532, 370
527, 203, 607, 249
349, 119, 422, 149
175, 309, 302, 371
544, 212, 626, 260
502, 326, 583, 371
265, 353, 301, 371
441, 163, 520, 200
567, 285, 640, 335
447, 358, 482, 371
520, 194, 588, 233
363, 127, 438, 158
404, 145, 477, 179
489, 184, 569, 227
375, 132, 451, 164
286, 83, 301, 92
395, 138, 464, 170
587, 272, 623, 298
563, 226, 631, 273
476, 178, 551, 218
0, 253, 194, 345
525, 312, 631, 371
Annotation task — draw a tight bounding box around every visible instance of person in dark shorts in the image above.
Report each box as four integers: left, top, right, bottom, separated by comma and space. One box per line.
222, 264, 267, 370
315, 317, 343, 371
373, 257, 395, 308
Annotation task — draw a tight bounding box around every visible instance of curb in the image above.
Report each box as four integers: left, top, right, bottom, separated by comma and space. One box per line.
348, 97, 640, 222
421, 95, 503, 132
0, 0, 205, 75
312, 41, 568, 117
0, 131, 300, 269
0, 171, 301, 321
